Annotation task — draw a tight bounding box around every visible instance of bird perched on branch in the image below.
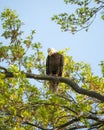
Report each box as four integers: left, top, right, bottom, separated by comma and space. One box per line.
46, 48, 64, 92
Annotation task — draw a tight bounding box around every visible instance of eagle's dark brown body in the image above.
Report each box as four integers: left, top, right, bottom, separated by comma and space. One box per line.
46, 52, 64, 92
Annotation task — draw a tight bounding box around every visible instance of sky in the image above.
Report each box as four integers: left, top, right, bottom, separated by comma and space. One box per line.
0, 0, 104, 76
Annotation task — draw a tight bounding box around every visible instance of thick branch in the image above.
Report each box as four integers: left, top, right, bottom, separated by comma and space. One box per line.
4, 71, 104, 102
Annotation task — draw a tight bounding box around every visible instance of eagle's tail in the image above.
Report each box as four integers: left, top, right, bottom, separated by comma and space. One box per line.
49, 80, 59, 93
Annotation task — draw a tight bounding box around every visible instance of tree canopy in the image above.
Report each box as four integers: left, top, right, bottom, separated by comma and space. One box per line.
0, 8, 104, 130
52, 0, 104, 33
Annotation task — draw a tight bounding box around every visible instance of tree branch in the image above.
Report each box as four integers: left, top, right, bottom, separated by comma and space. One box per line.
0, 66, 8, 72
3, 69, 104, 102
55, 114, 104, 129
23, 121, 49, 130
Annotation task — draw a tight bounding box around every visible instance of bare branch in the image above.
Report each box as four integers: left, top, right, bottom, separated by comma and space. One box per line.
0, 66, 8, 72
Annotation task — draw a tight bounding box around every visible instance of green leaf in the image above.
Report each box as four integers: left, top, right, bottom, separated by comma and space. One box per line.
101, 15, 104, 20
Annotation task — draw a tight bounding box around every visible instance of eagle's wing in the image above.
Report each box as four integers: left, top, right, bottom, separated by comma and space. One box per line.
46, 56, 50, 75
59, 54, 64, 76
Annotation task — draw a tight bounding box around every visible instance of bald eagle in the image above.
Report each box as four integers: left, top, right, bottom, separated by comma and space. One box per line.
46, 48, 64, 92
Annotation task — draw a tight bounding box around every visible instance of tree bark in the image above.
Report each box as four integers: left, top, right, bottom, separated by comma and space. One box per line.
3, 70, 104, 102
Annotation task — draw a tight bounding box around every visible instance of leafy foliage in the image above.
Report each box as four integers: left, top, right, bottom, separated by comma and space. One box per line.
52, 0, 104, 33
0, 8, 104, 130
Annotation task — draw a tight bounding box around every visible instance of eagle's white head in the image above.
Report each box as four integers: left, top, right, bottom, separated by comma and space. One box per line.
47, 48, 57, 56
